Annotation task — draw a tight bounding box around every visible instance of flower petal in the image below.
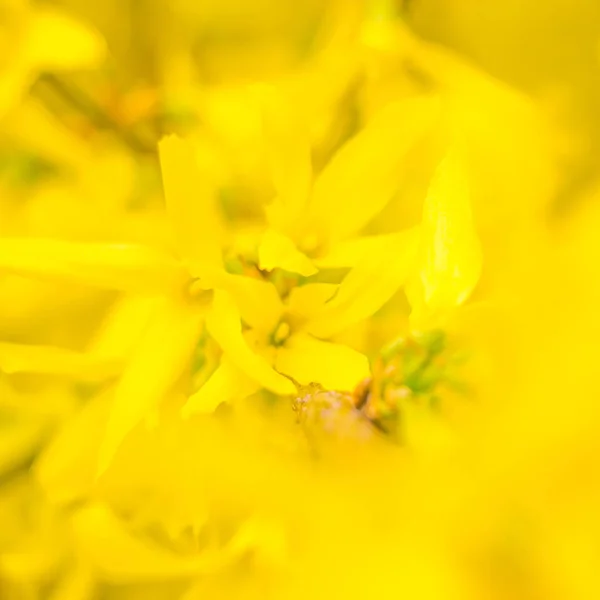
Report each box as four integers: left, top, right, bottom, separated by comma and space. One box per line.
206, 291, 295, 396
0, 342, 121, 382
0, 238, 186, 293
26, 8, 106, 71
158, 135, 224, 277
216, 273, 283, 334
286, 283, 338, 320
87, 295, 161, 361
255, 85, 313, 218
275, 333, 369, 391
182, 359, 259, 418
414, 149, 483, 318
306, 228, 419, 338
309, 96, 439, 242
36, 391, 112, 505
258, 228, 317, 277
98, 298, 203, 475
0, 417, 48, 479
71, 503, 220, 582
315, 234, 399, 269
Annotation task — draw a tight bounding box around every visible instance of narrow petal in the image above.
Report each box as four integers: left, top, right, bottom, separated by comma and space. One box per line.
26, 8, 106, 71
216, 273, 283, 335
47, 564, 95, 600
306, 228, 419, 338
87, 295, 161, 361
0, 417, 48, 478
206, 291, 295, 396
98, 299, 203, 475
36, 391, 112, 505
0, 238, 186, 293
258, 228, 317, 277
158, 135, 224, 276
309, 96, 440, 242
0, 55, 32, 118
416, 149, 483, 313
275, 333, 369, 392
255, 85, 313, 217
0, 342, 121, 382
6, 98, 92, 170
182, 359, 259, 418
71, 503, 221, 582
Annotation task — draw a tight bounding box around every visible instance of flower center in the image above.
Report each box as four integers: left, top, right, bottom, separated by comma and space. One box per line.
270, 320, 291, 348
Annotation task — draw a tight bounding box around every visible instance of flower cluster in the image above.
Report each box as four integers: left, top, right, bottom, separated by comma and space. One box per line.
0, 1, 600, 599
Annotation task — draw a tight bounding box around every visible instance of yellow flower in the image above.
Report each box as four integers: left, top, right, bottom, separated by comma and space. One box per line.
0, 134, 296, 474
255, 84, 439, 275
183, 281, 371, 415
0, 0, 105, 117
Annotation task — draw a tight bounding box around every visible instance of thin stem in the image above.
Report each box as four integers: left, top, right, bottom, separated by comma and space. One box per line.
37, 73, 157, 155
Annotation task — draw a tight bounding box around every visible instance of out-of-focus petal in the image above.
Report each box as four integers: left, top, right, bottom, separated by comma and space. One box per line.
0, 60, 31, 118
206, 291, 295, 396
4, 98, 92, 170
255, 84, 313, 218
26, 8, 106, 71
309, 96, 439, 242
182, 359, 259, 418
216, 273, 283, 334
158, 134, 224, 277
275, 332, 369, 391
413, 150, 483, 321
70, 503, 220, 582
0, 417, 48, 478
0, 238, 187, 293
258, 228, 317, 277
0, 342, 121, 382
315, 234, 400, 269
36, 390, 112, 505
47, 563, 95, 600
98, 299, 203, 475
87, 295, 161, 361
306, 228, 419, 338
286, 283, 338, 320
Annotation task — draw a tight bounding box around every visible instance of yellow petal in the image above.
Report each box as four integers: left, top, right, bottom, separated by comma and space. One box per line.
0, 55, 32, 118
26, 8, 106, 71
216, 273, 283, 334
0, 238, 187, 293
71, 503, 219, 582
254, 84, 313, 217
4, 98, 91, 170
206, 291, 295, 396
182, 359, 259, 418
309, 96, 439, 242
258, 228, 317, 277
98, 299, 203, 475
222, 514, 288, 569
416, 149, 483, 315
275, 332, 369, 391
158, 135, 224, 276
286, 283, 338, 320
0, 417, 48, 478
87, 295, 160, 361
315, 234, 399, 269
0, 342, 121, 382
47, 564, 95, 600
36, 390, 111, 506
306, 228, 419, 338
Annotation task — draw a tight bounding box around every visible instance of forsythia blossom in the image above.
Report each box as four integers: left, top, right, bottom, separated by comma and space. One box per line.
0, 2, 599, 599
